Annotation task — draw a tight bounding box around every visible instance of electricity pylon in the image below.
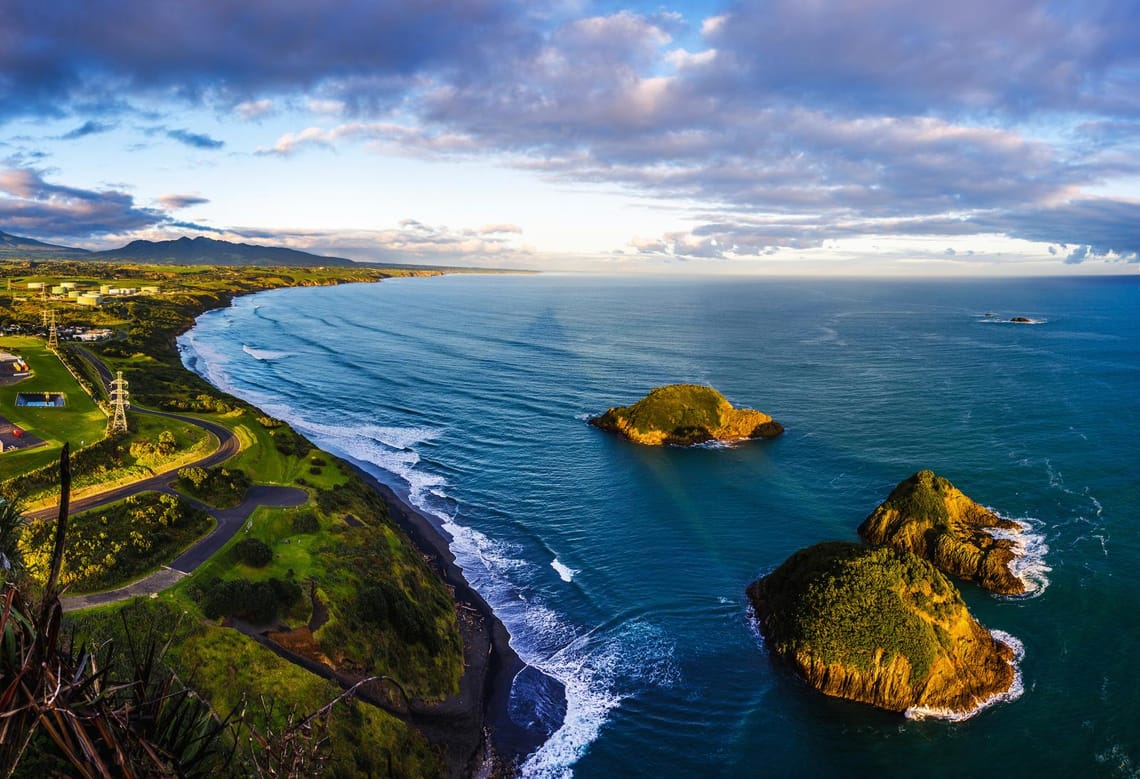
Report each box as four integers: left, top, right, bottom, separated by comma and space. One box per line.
46, 310, 59, 352
108, 371, 129, 434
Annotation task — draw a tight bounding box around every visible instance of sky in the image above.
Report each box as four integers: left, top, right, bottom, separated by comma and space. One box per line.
1, 0, 1139, 275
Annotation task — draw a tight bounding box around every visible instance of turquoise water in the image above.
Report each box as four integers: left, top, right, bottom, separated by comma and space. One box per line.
180, 274, 1140, 778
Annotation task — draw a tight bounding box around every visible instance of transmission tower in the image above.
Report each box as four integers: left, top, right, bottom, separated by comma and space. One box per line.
46, 310, 59, 352
108, 371, 130, 434
41, 308, 50, 328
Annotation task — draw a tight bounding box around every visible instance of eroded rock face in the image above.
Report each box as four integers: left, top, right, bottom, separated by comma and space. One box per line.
589, 384, 783, 446
748, 542, 1016, 714
858, 470, 1024, 595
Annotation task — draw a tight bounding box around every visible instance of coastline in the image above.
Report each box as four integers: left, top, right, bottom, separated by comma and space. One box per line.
170, 274, 563, 773
345, 459, 565, 769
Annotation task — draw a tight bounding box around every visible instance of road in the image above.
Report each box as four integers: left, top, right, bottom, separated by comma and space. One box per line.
26, 346, 309, 610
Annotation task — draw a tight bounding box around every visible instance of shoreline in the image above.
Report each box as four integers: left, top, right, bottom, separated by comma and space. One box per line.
174, 274, 565, 772
338, 457, 565, 770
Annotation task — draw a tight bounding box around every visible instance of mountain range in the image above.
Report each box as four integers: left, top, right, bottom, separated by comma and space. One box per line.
0, 231, 357, 267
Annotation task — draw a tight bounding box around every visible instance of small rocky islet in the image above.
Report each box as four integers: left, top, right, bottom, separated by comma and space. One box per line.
747, 542, 1017, 715
859, 470, 1025, 595
589, 384, 783, 446
749, 471, 1028, 717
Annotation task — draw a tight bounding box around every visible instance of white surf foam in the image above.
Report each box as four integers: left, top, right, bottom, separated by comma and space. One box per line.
905, 630, 1024, 722
520, 619, 679, 779
551, 558, 578, 583
177, 332, 237, 396
241, 344, 293, 361
988, 513, 1052, 598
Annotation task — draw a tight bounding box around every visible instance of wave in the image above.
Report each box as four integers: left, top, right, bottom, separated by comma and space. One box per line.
241, 344, 294, 361
989, 514, 1052, 598
177, 331, 236, 396
905, 630, 1025, 722
551, 558, 578, 583
519, 618, 678, 779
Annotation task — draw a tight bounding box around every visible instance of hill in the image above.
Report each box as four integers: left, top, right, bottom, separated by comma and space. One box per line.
0, 230, 88, 258
93, 236, 357, 267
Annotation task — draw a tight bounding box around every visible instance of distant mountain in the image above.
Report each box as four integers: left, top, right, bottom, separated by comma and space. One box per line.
0, 231, 88, 258
92, 236, 357, 267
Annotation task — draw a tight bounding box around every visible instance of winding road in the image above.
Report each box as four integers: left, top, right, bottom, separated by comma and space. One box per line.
28, 346, 309, 611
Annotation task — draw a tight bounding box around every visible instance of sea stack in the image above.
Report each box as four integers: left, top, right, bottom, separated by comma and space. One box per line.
748, 542, 1017, 715
590, 384, 783, 446
858, 470, 1025, 595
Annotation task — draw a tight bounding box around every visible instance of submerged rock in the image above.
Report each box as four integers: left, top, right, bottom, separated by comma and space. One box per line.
858, 470, 1024, 595
748, 542, 1016, 715
589, 384, 783, 446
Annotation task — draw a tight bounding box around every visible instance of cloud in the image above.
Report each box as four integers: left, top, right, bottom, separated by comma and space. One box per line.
699, 0, 1140, 118
59, 120, 115, 140
0, 0, 534, 121
4, 2, 1140, 267
1065, 245, 1090, 264
0, 165, 165, 238
157, 193, 209, 210
166, 129, 224, 149
259, 122, 477, 157
235, 99, 274, 120
227, 219, 533, 265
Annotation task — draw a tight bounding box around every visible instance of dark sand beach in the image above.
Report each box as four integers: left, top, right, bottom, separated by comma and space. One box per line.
347, 461, 566, 772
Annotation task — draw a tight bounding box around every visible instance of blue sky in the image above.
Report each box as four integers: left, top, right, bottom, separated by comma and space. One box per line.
1, 0, 1138, 274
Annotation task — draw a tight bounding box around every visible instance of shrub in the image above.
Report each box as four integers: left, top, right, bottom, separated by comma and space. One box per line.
195, 576, 301, 624
291, 512, 319, 534
233, 538, 272, 567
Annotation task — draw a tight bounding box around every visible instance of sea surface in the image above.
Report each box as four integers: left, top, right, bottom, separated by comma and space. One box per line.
180, 274, 1140, 778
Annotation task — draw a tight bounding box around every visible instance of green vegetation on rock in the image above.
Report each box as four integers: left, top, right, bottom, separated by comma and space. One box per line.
748, 542, 1016, 714
858, 470, 1024, 595
590, 383, 783, 445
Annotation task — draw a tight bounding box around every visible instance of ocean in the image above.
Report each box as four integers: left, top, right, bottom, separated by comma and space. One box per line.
179, 274, 1140, 778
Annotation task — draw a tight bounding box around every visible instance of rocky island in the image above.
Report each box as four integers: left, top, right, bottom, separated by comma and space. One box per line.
858, 470, 1025, 595
748, 542, 1017, 715
590, 384, 783, 446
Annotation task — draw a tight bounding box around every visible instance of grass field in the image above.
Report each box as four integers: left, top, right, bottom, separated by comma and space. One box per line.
0, 336, 106, 478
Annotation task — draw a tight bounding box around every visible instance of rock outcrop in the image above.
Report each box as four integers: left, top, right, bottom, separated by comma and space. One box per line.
589, 384, 783, 446
858, 470, 1024, 595
748, 542, 1016, 714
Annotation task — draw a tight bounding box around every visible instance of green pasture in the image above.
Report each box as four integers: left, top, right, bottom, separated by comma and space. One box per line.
0, 336, 106, 477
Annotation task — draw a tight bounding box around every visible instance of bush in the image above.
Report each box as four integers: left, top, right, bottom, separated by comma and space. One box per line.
195, 576, 302, 624
177, 466, 250, 508
291, 512, 319, 534
233, 538, 272, 567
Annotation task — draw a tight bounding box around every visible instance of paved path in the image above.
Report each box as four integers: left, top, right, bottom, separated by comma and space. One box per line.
61, 485, 307, 612
42, 347, 308, 611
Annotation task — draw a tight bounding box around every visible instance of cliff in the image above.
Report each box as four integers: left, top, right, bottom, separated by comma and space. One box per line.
858, 470, 1024, 595
589, 384, 783, 446
747, 542, 1016, 714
